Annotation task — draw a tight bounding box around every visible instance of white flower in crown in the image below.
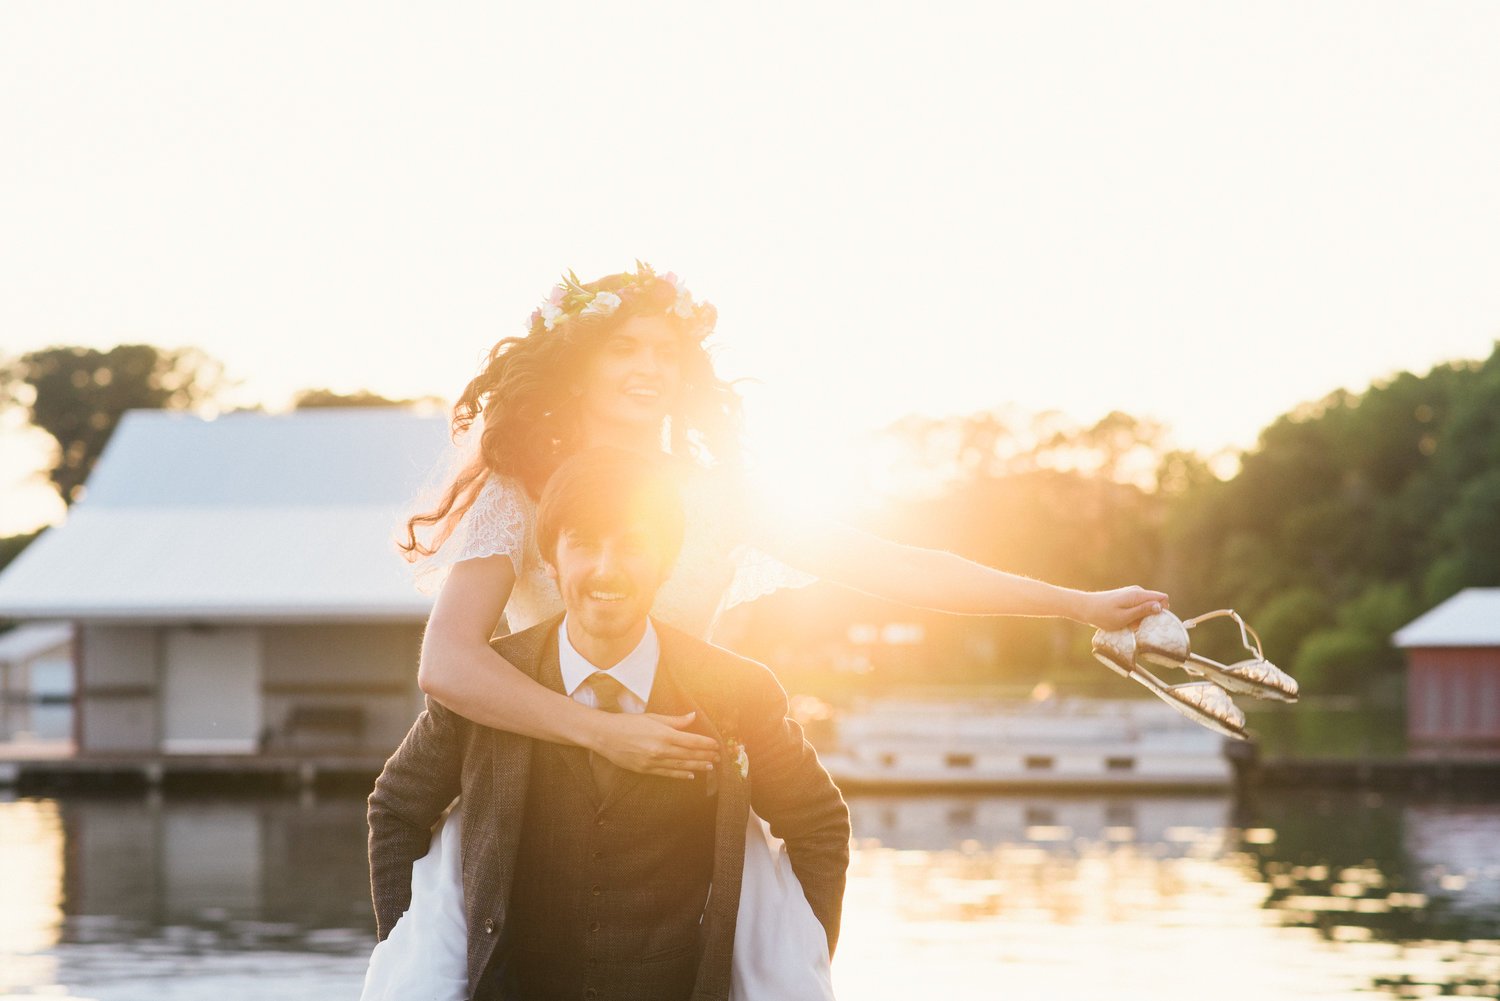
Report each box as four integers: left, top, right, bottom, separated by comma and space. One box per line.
538, 301, 564, 330
661, 273, 696, 319
580, 290, 622, 318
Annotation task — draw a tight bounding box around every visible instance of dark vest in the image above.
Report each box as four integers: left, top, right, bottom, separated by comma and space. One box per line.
491, 654, 718, 1001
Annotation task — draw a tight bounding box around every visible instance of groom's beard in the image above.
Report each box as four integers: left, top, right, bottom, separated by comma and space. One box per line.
566, 573, 660, 645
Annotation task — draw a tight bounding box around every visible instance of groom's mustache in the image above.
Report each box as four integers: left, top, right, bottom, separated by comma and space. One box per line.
582, 578, 634, 596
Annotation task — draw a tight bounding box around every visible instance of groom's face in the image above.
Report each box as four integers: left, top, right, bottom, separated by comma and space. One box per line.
545, 525, 667, 642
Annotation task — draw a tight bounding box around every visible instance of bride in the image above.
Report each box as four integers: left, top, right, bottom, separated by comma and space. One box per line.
362, 263, 1168, 1000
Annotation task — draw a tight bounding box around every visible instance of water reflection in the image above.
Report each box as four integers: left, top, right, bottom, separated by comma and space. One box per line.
56, 797, 373, 937
1, 795, 374, 1001
848, 793, 1232, 850
1, 790, 1497, 1000
838, 791, 1500, 1000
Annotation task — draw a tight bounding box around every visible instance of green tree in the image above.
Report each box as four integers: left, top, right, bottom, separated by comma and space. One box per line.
1294, 629, 1386, 693
293, 387, 430, 409
1252, 585, 1332, 669
802, 409, 1175, 684
1163, 341, 1500, 687
0, 529, 43, 575
0, 344, 226, 504
732, 341, 1500, 701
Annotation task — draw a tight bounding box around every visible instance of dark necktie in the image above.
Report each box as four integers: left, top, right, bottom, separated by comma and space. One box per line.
583, 671, 630, 794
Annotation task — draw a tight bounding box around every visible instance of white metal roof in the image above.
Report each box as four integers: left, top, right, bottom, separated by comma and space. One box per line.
0, 408, 451, 621
1393, 588, 1500, 648
0, 622, 73, 663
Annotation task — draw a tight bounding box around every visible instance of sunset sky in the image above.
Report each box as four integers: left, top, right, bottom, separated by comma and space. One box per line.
3, 2, 1498, 535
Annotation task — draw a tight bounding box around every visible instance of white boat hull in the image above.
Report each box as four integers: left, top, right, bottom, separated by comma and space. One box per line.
817, 697, 1237, 791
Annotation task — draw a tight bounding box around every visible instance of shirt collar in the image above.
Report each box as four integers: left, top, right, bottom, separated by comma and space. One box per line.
557, 615, 659, 705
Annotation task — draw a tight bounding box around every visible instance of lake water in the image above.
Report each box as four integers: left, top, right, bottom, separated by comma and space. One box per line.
2, 789, 1497, 1000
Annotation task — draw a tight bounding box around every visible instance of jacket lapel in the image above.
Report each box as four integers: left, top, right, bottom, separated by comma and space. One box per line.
653, 624, 750, 1001
465, 614, 562, 993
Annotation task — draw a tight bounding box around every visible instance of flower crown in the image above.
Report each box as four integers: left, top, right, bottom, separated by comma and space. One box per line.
526, 261, 713, 339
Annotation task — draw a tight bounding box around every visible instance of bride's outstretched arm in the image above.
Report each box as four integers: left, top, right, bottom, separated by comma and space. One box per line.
761, 519, 1167, 632
416, 555, 720, 778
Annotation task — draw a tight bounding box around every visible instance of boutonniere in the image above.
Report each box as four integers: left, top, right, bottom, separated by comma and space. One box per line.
710, 712, 750, 783
724, 737, 750, 781
701, 716, 748, 798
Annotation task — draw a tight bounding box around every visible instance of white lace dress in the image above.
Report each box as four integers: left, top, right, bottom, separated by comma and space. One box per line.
360, 469, 834, 1001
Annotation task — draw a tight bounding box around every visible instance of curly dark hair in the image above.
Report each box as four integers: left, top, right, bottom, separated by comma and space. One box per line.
398, 266, 742, 563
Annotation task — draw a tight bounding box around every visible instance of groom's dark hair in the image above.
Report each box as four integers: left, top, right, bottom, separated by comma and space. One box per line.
537, 447, 687, 573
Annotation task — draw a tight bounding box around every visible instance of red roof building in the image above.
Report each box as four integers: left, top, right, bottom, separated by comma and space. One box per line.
1393, 588, 1500, 756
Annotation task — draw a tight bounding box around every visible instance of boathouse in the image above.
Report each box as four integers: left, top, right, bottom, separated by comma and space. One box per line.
0, 408, 447, 757
1393, 588, 1500, 755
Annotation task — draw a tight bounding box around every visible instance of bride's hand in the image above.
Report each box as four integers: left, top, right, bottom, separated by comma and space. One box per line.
1076, 585, 1170, 632
586, 710, 722, 780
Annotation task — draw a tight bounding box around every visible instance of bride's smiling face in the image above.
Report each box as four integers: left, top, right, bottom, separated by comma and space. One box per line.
575, 314, 684, 434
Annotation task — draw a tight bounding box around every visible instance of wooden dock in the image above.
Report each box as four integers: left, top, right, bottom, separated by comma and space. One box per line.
1249, 755, 1500, 794
6, 748, 1500, 796
0, 744, 386, 794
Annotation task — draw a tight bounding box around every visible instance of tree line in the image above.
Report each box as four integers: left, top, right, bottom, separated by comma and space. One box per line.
3, 340, 1498, 699
0, 344, 429, 506
733, 342, 1500, 700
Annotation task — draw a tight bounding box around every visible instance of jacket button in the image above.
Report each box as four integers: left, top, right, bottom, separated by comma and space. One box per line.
589, 920, 600, 932
585, 990, 598, 1000
483, 918, 495, 935
591, 883, 602, 896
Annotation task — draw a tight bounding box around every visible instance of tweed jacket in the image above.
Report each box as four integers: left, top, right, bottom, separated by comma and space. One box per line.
367, 614, 851, 1001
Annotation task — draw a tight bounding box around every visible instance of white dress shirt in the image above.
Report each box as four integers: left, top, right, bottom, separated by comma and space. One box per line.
557, 616, 659, 713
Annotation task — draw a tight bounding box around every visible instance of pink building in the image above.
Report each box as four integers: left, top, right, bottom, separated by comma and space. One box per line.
1394, 588, 1500, 755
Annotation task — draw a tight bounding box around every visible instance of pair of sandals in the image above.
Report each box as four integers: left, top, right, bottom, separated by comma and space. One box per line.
1092, 609, 1299, 739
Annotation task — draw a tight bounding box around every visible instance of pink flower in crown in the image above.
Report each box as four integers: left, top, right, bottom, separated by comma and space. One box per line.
532, 285, 568, 330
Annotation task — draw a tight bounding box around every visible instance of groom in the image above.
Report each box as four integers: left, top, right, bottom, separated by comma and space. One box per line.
367, 448, 851, 1001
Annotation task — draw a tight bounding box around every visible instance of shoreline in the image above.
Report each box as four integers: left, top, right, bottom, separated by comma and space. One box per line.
4, 746, 1499, 797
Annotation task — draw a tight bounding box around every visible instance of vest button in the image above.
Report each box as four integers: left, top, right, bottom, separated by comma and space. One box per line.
589, 920, 600, 932
585, 990, 598, 1000
592, 850, 603, 860
591, 884, 602, 896
483, 918, 495, 935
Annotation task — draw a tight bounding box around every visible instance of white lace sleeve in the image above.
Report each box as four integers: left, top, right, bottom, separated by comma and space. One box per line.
407, 475, 531, 596
717, 476, 818, 613
721, 542, 818, 612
